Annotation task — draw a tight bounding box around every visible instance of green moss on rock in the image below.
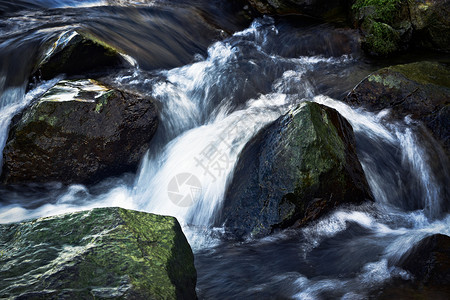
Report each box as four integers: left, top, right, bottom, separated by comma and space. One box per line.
352, 0, 450, 55
219, 102, 373, 238
363, 20, 400, 55
345, 61, 450, 156
352, 0, 401, 23
408, 0, 450, 51
0, 207, 197, 299
1, 79, 158, 185
389, 61, 450, 87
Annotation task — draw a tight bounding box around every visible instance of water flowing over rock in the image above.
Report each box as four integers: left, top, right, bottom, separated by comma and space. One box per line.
345, 61, 450, 155
32, 30, 125, 81
398, 234, 450, 288
1, 1, 449, 298
218, 101, 373, 238
0, 207, 197, 299
1, 79, 158, 185
374, 234, 450, 299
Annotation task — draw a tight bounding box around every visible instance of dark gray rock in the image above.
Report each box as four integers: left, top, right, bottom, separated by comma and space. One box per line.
247, 0, 351, 22
218, 101, 373, 238
32, 31, 125, 81
398, 234, 450, 288
1, 79, 158, 185
351, 0, 450, 56
345, 61, 450, 155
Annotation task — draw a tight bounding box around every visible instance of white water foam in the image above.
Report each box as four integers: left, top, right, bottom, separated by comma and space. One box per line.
0, 78, 60, 171
313, 95, 444, 219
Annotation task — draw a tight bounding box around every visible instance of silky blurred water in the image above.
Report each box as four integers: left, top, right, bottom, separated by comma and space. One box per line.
0, 1, 448, 298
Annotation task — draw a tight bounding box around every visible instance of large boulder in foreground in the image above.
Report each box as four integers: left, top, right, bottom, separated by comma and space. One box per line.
0, 207, 197, 299
345, 61, 450, 154
1, 79, 158, 184
32, 30, 126, 81
218, 101, 373, 238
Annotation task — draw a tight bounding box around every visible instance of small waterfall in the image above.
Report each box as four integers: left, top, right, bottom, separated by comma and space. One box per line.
130, 19, 353, 227
133, 92, 291, 225
0, 79, 61, 170
0, 17, 354, 225
314, 96, 445, 219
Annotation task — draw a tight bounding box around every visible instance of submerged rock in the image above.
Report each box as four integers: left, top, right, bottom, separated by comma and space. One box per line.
0, 207, 197, 299
1, 79, 158, 185
32, 30, 125, 81
247, 0, 350, 22
398, 234, 450, 288
374, 234, 450, 299
345, 61, 450, 154
218, 101, 373, 238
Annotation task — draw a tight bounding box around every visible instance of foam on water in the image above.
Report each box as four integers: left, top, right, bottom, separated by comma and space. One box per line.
0, 78, 60, 170
313, 95, 444, 219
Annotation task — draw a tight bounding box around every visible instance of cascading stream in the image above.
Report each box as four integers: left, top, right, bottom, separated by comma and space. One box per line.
194, 96, 449, 298
0, 6, 448, 299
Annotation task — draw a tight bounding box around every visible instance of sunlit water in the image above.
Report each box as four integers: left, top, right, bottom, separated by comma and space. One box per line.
0, 1, 448, 298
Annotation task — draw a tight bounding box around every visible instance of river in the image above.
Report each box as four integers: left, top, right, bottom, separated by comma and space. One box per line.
0, 1, 448, 298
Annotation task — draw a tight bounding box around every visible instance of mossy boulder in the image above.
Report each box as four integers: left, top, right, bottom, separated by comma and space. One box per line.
32, 30, 125, 81
247, 0, 351, 22
1, 79, 158, 185
408, 0, 450, 51
351, 0, 411, 55
217, 101, 373, 238
0, 207, 197, 299
351, 0, 450, 56
345, 61, 450, 154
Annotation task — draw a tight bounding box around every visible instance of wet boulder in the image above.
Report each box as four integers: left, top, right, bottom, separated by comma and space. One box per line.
398, 234, 450, 288
247, 0, 351, 22
0, 207, 197, 299
218, 101, 373, 238
32, 30, 126, 81
408, 0, 450, 52
375, 234, 450, 299
351, 0, 450, 56
1, 79, 158, 185
345, 61, 450, 154
351, 0, 411, 55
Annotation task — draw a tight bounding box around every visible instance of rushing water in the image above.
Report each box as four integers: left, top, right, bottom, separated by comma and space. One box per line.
0, 1, 449, 299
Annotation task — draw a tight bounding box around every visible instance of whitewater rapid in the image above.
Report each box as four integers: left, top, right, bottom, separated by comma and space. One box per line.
0, 15, 448, 299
